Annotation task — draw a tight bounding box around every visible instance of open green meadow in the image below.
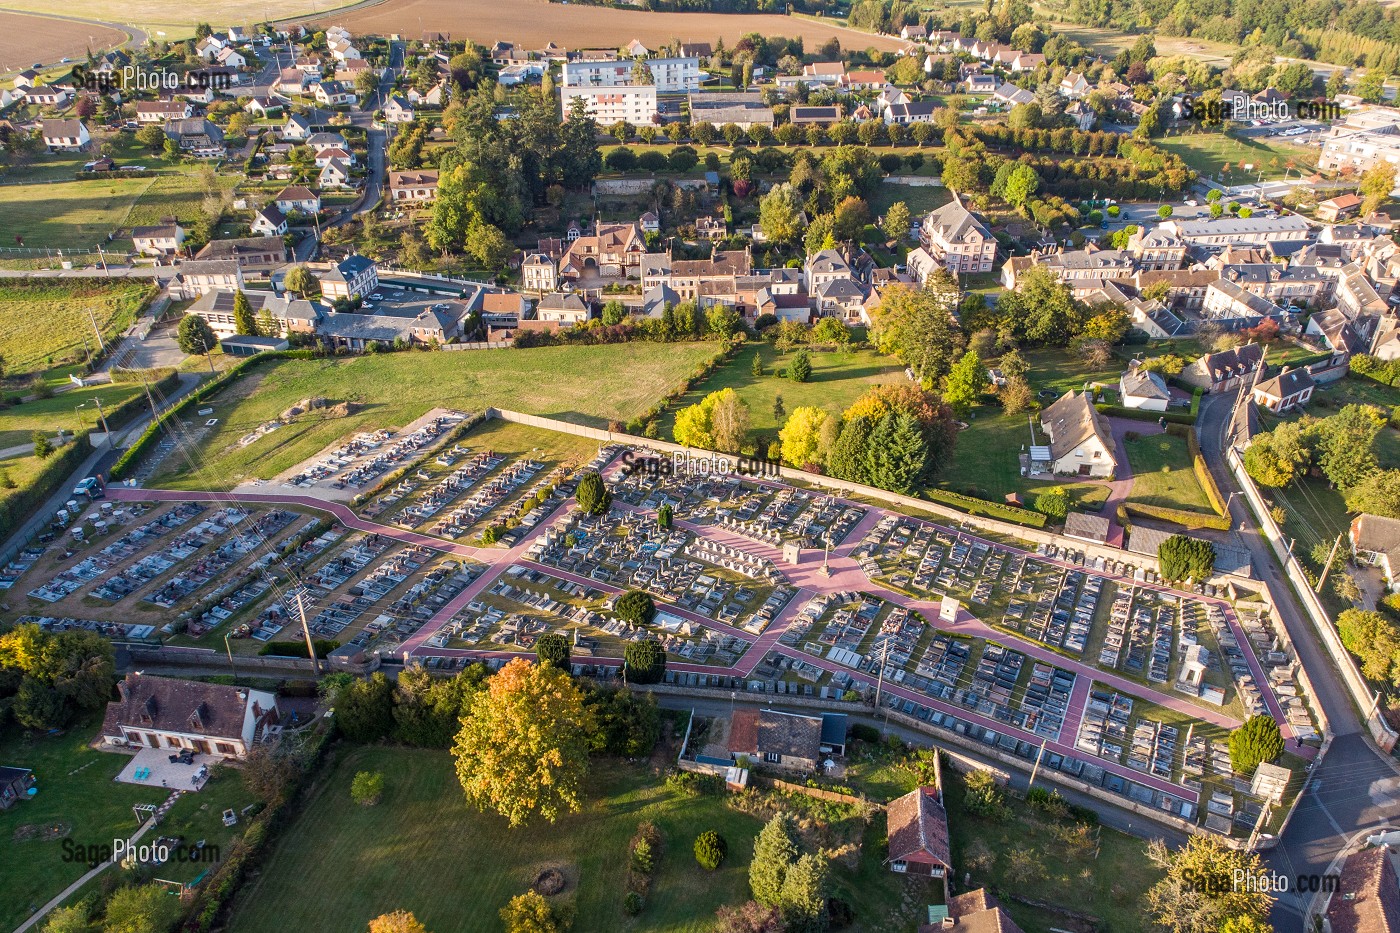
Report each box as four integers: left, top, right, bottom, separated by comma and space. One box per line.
657, 344, 905, 448
0, 279, 156, 378
151, 344, 720, 490
225, 746, 763, 933
0, 382, 149, 448
1155, 131, 1318, 182
0, 714, 168, 932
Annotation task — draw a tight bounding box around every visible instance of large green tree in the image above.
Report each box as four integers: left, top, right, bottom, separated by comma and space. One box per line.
1158, 535, 1215, 582
623, 638, 666, 684
1143, 835, 1274, 933
1228, 714, 1285, 774
749, 813, 799, 906
870, 277, 963, 387
990, 265, 1086, 347
232, 290, 257, 336
943, 349, 990, 417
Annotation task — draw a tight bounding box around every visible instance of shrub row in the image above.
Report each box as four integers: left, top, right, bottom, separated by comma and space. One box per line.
1184, 427, 1229, 516
1122, 502, 1231, 531
0, 432, 92, 531
257, 639, 341, 659
110, 350, 316, 480
1094, 403, 1196, 426
924, 488, 1048, 528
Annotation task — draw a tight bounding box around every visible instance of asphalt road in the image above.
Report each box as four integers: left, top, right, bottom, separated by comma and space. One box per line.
1196, 390, 1400, 930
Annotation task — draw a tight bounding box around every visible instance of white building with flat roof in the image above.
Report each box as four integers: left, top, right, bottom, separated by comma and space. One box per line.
562, 84, 658, 125
563, 56, 703, 93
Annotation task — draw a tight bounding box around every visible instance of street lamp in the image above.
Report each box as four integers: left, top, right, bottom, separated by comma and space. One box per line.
223, 631, 238, 680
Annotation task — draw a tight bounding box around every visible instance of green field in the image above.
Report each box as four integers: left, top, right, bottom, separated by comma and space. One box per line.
0, 382, 149, 448
0, 279, 157, 378
0, 172, 232, 251
226, 746, 762, 933
1124, 432, 1214, 512
1155, 131, 1317, 182
658, 343, 905, 448
0, 715, 168, 932
152, 344, 722, 490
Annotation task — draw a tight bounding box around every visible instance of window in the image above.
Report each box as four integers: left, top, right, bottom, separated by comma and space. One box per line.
891, 860, 908, 873
764, 751, 780, 764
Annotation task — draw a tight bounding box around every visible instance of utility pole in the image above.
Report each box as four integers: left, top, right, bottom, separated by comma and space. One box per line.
91, 397, 112, 446
295, 589, 320, 676
84, 306, 109, 358
874, 637, 891, 735
223, 631, 238, 680
1315, 532, 1344, 594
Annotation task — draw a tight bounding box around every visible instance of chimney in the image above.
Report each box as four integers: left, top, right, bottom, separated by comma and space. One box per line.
116, 677, 130, 702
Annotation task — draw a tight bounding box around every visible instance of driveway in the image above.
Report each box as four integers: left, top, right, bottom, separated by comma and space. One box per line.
1098, 417, 1167, 547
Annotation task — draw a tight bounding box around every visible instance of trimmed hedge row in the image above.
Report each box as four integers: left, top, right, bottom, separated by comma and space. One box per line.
1122, 502, 1230, 531
0, 433, 92, 531
925, 488, 1048, 528
110, 350, 316, 480
1095, 403, 1196, 426
1184, 427, 1230, 516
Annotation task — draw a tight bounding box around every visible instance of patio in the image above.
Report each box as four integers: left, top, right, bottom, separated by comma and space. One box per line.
113, 746, 217, 791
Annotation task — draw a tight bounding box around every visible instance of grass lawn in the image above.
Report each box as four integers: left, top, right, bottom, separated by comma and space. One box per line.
0, 382, 149, 448
1155, 131, 1317, 182
0, 177, 156, 251
225, 746, 764, 933
0, 715, 167, 932
1124, 433, 1214, 512
871, 182, 950, 218
0, 278, 157, 379
657, 343, 905, 448
933, 348, 1123, 506
151, 343, 721, 491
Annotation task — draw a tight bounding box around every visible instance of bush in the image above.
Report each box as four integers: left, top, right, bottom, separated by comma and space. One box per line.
615, 589, 656, 625
351, 770, 384, 806
1158, 533, 1217, 581
257, 639, 341, 659
666, 769, 724, 796
1033, 487, 1069, 521
623, 891, 644, 916
1124, 502, 1230, 531
850, 723, 881, 744
1228, 714, 1285, 774
694, 829, 728, 870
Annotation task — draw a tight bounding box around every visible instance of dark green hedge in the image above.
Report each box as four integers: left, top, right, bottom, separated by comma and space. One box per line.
1122, 502, 1230, 531
0, 433, 92, 531
1095, 403, 1196, 425
924, 488, 1048, 528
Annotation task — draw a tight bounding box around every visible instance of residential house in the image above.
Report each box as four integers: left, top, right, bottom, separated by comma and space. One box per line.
1040, 390, 1116, 477
926, 890, 1027, 933
216, 47, 247, 69
406, 83, 445, 107
40, 119, 89, 151
1059, 72, 1090, 98
696, 216, 727, 241
135, 100, 193, 123
274, 68, 308, 96
383, 96, 414, 123
639, 211, 660, 235
12, 69, 38, 89
318, 254, 378, 300
306, 131, 349, 153
273, 185, 321, 215
1201, 279, 1283, 323
25, 85, 73, 107
389, 169, 439, 202
900, 23, 928, 41
318, 307, 458, 350
885, 785, 951, 890
1125, 226, 1187, 271
251, 205, 288, 236
1323, 843, 1400, 933
1066, 99, 1095, 131
171, 259, 244, 299
844, 70, 886, 90
318, 158, 351, 189
1159, 215, 1311, 247
0, 767, 36, 810
283, 114, 313, 140
131, 224, 186, 257
1180, 343, 1264, 393
244, 96, 285, 117
194, 35, 226, 60
534, 292, 590, 324
965, 74, 997, 95
165, 118, 225, 157
559, 222, 646, 280
195, 235, 289, 273
313, 147, 355, 168
727, 708, 824, 772
1317, 193, 1365, 223
1252, 366, 1315, 412
1351, 514, 1400, 592
920, 194, 996, 275
521, 253, 558, 292
623, 38, 650, 57
884, 101, 938, 125
1119, 363, 1171, 411
187, 288, 320, 336
100, 673, 280, 759
480, 291, 528, 327
993, 83, 1035, 108
314, 80, 355, 107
